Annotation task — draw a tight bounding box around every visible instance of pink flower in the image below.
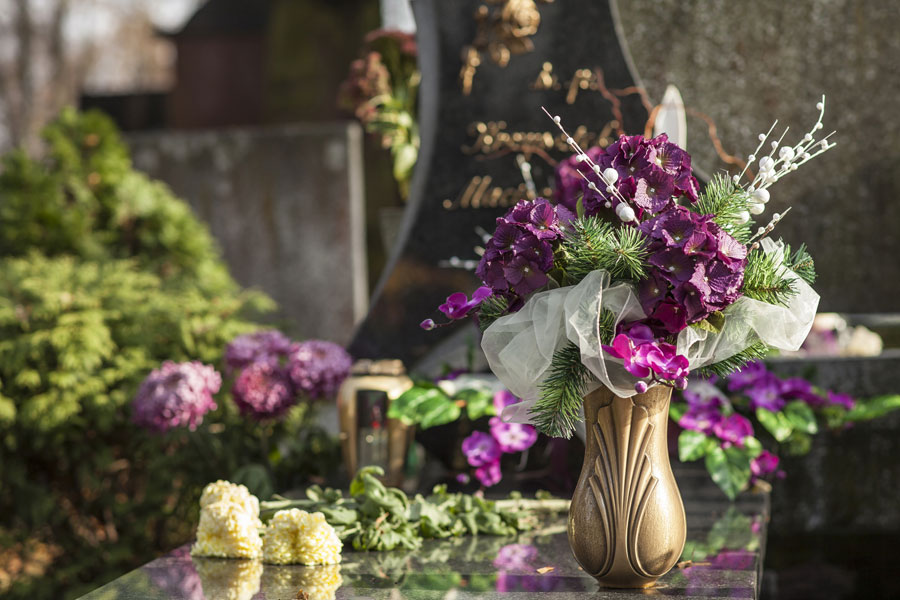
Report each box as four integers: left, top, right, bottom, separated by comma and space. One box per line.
132, 361, 221, 433
750, 450, 780, 481
713, 414, 754, 447
493, 390, 519, 414
474, 460, 502, 487
489, 417, 537, 453
461, 431, 501, 467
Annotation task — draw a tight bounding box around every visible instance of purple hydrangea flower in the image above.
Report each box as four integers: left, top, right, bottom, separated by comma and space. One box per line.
287, 340, 353, 400
474, 460, 502, 487
462, 431, 501, 467
639, 205, 747, 334
224, 330, 292, 374
132, 361, 221, 433
713, 414, 754, 447
232, 361, 296, 420
489, 417, 538, 453
474, 198, 572, 304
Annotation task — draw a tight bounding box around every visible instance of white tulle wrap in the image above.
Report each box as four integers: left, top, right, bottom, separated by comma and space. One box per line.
481, 237, 819, 424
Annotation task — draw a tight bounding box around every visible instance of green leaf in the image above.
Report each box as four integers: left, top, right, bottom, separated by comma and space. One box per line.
458, 388, 494, 420
845, 395, 900, 422
691, 318, 721, 335
756, 408, 794, 442
418, 394, 461, 429
669, 402, 688, 422
389, 387, 454, 427
576, 195, 585, 219
742, 435, 763, 459
705, 446, 751, 500
784, 401, 818, 435
678, 429, 715, 462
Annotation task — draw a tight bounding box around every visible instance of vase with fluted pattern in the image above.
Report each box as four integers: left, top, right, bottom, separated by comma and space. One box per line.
567, 385, 686, 588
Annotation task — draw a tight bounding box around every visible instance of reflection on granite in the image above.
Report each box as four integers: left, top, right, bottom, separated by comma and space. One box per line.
79, 473, 766, 600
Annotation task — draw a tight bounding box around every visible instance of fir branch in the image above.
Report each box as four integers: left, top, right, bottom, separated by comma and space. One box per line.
531, 342, 591, 439
559, 217, 648, 284
477, 294, 509, 332
691, 173, 753, 243
783, 243, 817, 284
598, 308, 616, 346
695, 341, 771, 378
740, 247, 797, 306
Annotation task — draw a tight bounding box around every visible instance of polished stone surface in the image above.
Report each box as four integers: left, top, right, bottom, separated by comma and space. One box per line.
79, 470, 766, 600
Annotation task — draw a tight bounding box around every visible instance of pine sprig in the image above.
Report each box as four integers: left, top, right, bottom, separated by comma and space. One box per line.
696, 341, 771, 378
740, 248, 797, 306
783, 243, 817, 284
477, 294, 509, 332
558, 217, 648, 284
531, 342, 591, 439
691, 173, 753, 243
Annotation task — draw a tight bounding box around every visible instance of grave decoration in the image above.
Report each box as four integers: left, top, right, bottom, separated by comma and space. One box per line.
189, 466, 569, 562
422, 98, 834, 587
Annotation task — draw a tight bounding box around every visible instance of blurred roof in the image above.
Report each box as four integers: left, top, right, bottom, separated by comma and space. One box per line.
167, 0, 270, 37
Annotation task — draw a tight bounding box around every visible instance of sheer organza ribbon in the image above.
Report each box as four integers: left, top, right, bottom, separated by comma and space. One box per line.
481, 238, 819, 424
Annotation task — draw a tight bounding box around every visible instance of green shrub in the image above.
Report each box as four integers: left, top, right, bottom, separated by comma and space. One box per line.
0, 109, 276, 598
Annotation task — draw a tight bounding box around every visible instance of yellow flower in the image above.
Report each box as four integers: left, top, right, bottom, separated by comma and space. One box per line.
200, 480, 260, 519
192, 500, 263, 559
194, 556, 263, 600
263, 509, 342, 565
263, 564, 343, 600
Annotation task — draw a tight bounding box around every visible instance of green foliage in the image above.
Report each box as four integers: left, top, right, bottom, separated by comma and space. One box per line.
261, 466, 537, 552
844, 395, 900, 422
0, 110, 278, 599
477, 294, 509, 332
558, 216, 649, 284
783, 243, 817, 284
741, 247, 797, 306
690, 173, 753, 243
388, 381, 496, 429
531, 342, 592, 439
695, 341, 771, 378
705, 444, 758, 500
681, 506, 757, 562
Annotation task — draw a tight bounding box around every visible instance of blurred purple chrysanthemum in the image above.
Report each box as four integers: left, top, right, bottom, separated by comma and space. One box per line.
232, 361, 295, 420
224, 330, 292, 374
132, 361, 221, 433
287, 340, 353, 400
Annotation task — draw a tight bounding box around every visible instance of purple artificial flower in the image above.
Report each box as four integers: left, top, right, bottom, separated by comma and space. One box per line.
502, 255, 549, 295
489, 417, 538, 453
744, 374, 786, 412
679, 405, 724, 435
643, 342, 690, 381
494, 544, 538, 571
462, 431, 502, 467
419, 319, 436, 330
132, 361, 221, 433
224, 330, 292, 374
633, 169, 675, 213
827, 391, 855, 410
456, 473, 471, 484
232, 361, 295, 420
727, 361, 769, 392
618, 321, 656, 345
439, 287, 492, 320
638, 272, 668, 313
750, 450, 780, 481
779, 377, 824, 406
651, 300, 688, 334
603, 334, 651, 379
493, 390, 519, 414
713, 414, 754, 447
287, 340, 353, 400
474, 460, 502, 487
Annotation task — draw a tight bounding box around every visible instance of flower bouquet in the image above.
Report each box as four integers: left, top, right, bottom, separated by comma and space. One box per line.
423, 98, 834, 587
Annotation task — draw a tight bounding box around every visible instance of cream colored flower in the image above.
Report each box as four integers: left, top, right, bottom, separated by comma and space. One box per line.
194, 556, 263, 600
262, 564, 343, 600
192, 500, 263, 559
263, 509, 342, 565
200, 480, 260, 519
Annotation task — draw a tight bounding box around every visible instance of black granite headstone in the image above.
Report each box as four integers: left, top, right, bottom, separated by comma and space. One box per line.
350, 0, 648, 363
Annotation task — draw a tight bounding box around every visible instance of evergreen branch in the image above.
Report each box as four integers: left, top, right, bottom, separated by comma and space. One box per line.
783, 243, 817, 284
740, 247, 797, 306
477, 294, 509, 332
558, 217, 648, 284
696, 341, 771, 378
691, 173, 753, 243
531, 342, 591, 439
598, 308, 616, 346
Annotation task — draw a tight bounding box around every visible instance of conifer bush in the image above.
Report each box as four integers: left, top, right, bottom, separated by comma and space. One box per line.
0, 109, 274, 598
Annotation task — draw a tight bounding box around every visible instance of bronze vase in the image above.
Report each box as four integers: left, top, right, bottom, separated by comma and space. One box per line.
568, 385, 686, 588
